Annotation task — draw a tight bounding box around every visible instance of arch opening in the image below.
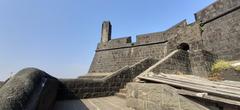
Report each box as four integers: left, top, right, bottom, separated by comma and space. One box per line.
177, 43, 190, 51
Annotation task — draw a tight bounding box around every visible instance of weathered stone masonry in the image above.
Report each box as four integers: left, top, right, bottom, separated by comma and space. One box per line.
0, 81, 4, 88
57, 58, 158, 100
89, 0, 240, 77
196, 0, 240, 60
1, 1, 240, 110
89, 20, 202, 74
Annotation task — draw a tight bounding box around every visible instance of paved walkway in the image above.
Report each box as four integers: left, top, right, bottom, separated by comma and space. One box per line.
53, 96, 132, 110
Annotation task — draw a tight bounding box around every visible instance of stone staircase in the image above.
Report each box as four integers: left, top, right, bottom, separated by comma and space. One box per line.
115, 86, 127, 98
78, 72, 112, 79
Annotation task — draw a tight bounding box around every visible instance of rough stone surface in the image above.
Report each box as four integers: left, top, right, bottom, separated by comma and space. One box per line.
89, 20, 203, 74
190, 97, 240, 110
194, 0, 240, 60
201, 7, 240, 60
0, 68, 59, 110
190, 50, 217, 77
54, 96, 131, 110
0, 81, 4, 88
2, 0, 240, 109
195, 0, 240, 23
219, 68, 240, 81
89, 0, 240, 78
101, 21, 111, 43
126, 83, 209, 110
151, 49, 191, 75
89, 42, 167, 73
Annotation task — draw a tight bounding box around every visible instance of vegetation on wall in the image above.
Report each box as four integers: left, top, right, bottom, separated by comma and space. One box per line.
209, 60, 240, 81
211, 60, 231, 73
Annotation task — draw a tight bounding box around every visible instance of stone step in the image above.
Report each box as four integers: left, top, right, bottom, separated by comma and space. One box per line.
119, 88, 127, 94
115, 93, 126, 99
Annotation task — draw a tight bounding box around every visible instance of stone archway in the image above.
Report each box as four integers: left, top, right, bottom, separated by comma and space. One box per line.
177, 43, 190, 51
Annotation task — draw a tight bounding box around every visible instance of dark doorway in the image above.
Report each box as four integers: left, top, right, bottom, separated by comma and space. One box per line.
177, 43, 190, 51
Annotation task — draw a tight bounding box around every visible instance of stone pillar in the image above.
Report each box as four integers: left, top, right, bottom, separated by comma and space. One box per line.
101, 21, 111, 43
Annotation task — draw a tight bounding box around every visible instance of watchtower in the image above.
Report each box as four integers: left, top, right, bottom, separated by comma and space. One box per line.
101, 21, 112, 43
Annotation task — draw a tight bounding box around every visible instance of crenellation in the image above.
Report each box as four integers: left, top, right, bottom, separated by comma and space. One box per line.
136, 32, 165, 44
97, 36, 132, 50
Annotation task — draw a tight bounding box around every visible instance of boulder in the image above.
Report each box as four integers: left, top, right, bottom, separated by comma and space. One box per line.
0, 68, 59, 110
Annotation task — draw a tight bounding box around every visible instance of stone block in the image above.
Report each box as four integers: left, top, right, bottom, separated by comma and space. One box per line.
126, 83, 209, 110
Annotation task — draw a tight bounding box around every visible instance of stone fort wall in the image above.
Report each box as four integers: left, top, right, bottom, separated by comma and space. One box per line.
89, 0, 240, 74
89, 20, 202, 73
196, 0, 240, 60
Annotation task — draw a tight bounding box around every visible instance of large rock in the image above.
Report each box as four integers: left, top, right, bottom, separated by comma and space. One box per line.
126, 83, 209, 110
0, 68, 59, 110
219, 68, 240, 81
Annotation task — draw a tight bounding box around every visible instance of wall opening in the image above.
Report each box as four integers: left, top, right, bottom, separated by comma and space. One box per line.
177, 43, 190, 51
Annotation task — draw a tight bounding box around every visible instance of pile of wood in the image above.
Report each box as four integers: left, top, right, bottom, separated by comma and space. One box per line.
138, 73, 240, 106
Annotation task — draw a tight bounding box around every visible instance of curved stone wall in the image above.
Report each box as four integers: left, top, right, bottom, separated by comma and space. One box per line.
0, 68, 59, 110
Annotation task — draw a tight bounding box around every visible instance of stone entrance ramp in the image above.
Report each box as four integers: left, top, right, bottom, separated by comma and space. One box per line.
53, 96, 132, 110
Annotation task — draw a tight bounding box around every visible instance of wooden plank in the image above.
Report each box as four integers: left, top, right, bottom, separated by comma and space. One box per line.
159, 74, 240, 91
141, 74, 240, 95
214, 80, 240, 88
138, 76, 240, 101
178, 89, 240, 106
155, 75, 240, 95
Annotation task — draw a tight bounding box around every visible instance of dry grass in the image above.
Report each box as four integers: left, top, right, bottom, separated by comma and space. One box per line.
208, 72, 224, 81
209, 60, 231, 81
209, 60, 240, 81
211, 60, 231, 73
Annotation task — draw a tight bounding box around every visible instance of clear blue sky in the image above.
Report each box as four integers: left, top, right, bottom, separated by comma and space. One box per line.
0, 0, 215, 81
